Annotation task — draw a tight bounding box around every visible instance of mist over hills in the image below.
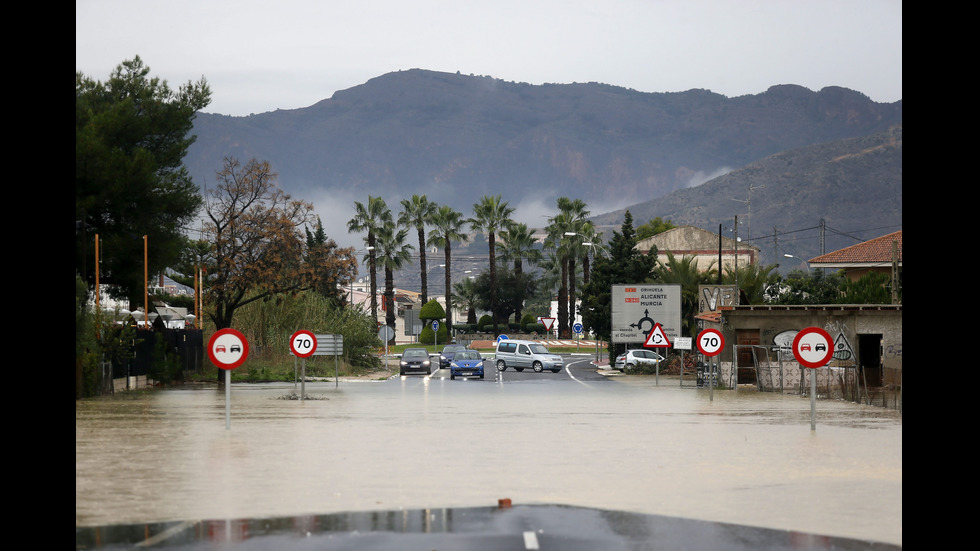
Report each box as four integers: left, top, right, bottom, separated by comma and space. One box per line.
184, 68, 902, 269
591, 124, 902, 269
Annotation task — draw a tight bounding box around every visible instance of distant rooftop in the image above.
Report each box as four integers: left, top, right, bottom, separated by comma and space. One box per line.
810, 230, 902, 267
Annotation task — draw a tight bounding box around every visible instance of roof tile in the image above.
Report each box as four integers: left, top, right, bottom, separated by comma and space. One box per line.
810, 231, 902, 264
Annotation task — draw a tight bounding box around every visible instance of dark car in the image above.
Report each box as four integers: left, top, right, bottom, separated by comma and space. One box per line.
449, 349, 485, 380
439, 344, 468, 369
399, 348, 433, 376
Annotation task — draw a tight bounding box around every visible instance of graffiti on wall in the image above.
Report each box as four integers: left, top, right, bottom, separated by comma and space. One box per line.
771, 330, 797, 349
823, 320, 854, 361
698, 285, 738, 313
884, 344, 902, 362
765, 324, 854, 363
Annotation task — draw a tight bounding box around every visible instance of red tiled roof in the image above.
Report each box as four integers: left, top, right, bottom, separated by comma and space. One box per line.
810, 231, 902, 264
695, 311, 723, 323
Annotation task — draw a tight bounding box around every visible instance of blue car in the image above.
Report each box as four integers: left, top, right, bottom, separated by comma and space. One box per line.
449, 349, 485, 380
440, 344, 467, 369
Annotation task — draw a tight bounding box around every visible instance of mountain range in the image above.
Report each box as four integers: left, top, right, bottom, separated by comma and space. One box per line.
184, 68, 902, 272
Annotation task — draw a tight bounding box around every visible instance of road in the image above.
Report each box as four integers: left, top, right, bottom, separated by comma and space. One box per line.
77, 355, 902, 549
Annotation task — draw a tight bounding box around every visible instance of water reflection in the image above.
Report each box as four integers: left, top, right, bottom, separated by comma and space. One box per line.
76, 378, 902, 547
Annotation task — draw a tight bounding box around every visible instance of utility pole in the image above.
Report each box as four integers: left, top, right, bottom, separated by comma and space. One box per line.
819, 218, 826, 256
891, 240, 900, 304
733, 215, 739, 304
773, 226, 779, 268
731, 184, 765, 241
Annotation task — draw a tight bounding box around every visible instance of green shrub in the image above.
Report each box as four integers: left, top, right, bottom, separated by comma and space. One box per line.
524, 323, 545, 334
419, 299, 446, 320
477, 314, 493, 332
520, 313, 537, 331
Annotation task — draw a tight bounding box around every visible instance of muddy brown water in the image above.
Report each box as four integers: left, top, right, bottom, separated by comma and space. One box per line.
75, 375, 902, 546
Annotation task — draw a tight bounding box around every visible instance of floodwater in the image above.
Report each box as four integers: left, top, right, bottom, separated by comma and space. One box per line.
76, 374, 902, 547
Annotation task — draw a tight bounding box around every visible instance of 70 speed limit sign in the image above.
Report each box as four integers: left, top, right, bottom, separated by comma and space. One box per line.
696, 328, 725, 357
290, 330, 318, 358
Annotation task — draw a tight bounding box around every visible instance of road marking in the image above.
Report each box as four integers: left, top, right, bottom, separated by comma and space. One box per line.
523, 530, 540, 549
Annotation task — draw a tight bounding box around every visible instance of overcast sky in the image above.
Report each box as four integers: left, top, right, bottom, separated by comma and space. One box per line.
77, 0, 902, 117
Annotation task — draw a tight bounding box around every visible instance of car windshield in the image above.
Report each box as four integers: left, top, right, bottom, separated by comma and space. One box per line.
403, 349, 428, 359
443, 345, 465, 353
455, 350, 482, 360
528, 344, 551, 354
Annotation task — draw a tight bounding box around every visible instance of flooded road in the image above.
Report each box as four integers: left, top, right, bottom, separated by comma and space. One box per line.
76, 374, 902, 546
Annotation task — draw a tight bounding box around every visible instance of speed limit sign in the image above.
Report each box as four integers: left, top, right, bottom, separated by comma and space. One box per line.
696, 328, 725, 357
290, 330, 318, 358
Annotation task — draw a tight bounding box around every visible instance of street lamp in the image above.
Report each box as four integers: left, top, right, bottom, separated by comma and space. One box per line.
783, 253, 810, 273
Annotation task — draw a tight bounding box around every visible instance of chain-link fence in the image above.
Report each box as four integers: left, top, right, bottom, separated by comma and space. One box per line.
720, 345, 900, 411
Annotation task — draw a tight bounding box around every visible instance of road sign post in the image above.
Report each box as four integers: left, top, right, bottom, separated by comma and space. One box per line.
696, 329, 725, 400
290, 330, 318, 399
793, 327, 834, 431
378, 325, 395, 370
312, 334, 343, 387
643, 323, 672, 385
673, 336, 692, 388
538, 317, 556, 337
207, 328, 249, 430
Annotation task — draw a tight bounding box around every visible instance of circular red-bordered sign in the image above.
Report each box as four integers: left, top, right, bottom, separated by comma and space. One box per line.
792, 327, 834, 369
696, 328, 725, 356
290, 330, 318, 358
207, 328, 249, 370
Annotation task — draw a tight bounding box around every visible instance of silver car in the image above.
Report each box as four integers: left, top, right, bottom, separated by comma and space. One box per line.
494, 339, 564, 373
614, 349, 665, 372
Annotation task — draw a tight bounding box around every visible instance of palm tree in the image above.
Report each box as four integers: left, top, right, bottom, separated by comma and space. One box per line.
544, 211, 574, 337
498, 221, 542, 325
723, 262, 779, 305
557, 198, 590, 337
469, 195, 515, 336
428, 205, 469, 331
397, 195, 438, 305
577, 221, 604, 287
347, 196, 391, 323
452, 277, 479, 325
375, 220, 414, 343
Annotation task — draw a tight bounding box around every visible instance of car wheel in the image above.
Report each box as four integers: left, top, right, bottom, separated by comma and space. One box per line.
532, 361, 543, 372
626, 363, 635, 372
496, 360, 506, 371
480, 373, 484, 379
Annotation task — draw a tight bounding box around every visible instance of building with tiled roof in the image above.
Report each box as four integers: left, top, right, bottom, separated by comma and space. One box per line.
635, 225, 760, 272
810, 230, 902, 282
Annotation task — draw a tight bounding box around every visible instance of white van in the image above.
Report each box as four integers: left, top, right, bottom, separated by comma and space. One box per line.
494, 339, 564, 373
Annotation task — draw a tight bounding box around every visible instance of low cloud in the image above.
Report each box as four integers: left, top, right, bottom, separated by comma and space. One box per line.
686, 166, 732, 188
